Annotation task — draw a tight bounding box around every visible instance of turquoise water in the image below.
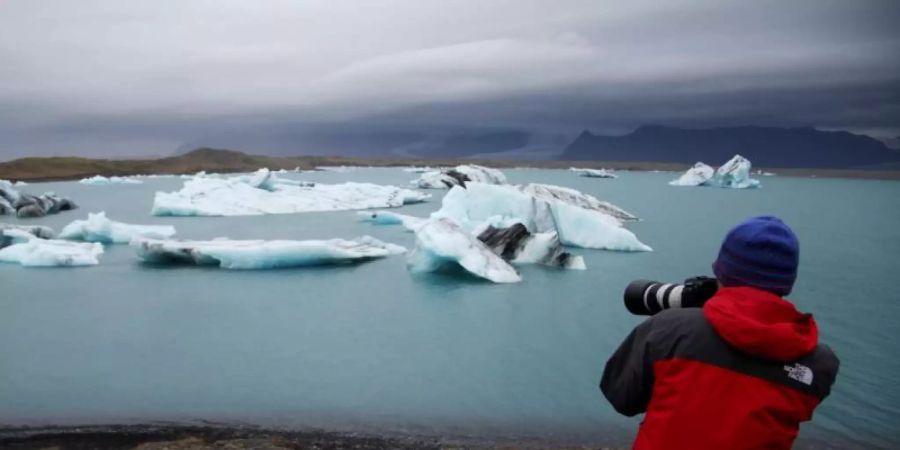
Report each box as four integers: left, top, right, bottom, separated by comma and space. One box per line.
1, 169, 898, 448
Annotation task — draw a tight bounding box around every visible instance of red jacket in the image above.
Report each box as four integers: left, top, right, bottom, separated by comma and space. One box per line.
601, 287, 839, 450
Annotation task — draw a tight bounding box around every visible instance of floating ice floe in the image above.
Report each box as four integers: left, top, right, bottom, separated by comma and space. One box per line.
152, 168, 429, 217
59, 212, 176, 244
411, 165, 507, 189
432, 183, 650, 251
79, 175, 143, 185
669, 162, 715, 186
0, 228, 103, 267
570, 168, 618, 179
1, 224, 56, 248
317, 166, 357, 172
407, 218, 522, 283
1, 181, 77, 218
402, 166, 440, 173
133, 235, 405, 269
670, 155, 760, 189
356, 210, 425, 231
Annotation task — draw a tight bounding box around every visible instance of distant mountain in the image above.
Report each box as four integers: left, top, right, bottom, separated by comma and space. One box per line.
173, 129, 532, 159
560, 125, 900, 169
882, 136, 900, 150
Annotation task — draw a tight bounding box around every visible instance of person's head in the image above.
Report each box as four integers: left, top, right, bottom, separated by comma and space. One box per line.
712, 216, 799, 296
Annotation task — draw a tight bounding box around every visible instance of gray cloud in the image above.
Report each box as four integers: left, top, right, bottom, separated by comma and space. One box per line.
0, 0, 898, 159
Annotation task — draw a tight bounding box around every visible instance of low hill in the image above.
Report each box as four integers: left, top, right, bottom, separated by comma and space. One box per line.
560, 125, 900, 169
0, 148, 316, 182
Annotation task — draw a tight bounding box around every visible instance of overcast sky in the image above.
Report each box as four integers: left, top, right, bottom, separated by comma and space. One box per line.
1, 0, 898, 159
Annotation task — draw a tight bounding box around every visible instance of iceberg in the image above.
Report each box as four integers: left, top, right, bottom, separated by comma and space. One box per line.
0, 229, 103, 267
152, 169, 429, 217
570, 167, 618, 179
713, 154, 760, 189
476, 223, 585, 270
356, 210, 425, 231
59, 212, 177, 244
133, 235, 405, 269
411, 165, 507, 189
669, 162, 715, 186
433, 183, 650, 251
407, 218, 522, 283
1, 181, 78, 218
79, 175, 143, 185
669, 156, 759, 189
1, 224, 56, 248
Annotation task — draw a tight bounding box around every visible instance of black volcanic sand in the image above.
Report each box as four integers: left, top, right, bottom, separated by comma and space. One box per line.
0, 425, 618, 450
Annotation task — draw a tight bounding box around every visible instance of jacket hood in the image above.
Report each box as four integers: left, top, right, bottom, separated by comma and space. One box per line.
703, 286, 818, 361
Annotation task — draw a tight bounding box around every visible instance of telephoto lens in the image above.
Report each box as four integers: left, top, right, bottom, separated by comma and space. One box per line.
623, 276, 719, 315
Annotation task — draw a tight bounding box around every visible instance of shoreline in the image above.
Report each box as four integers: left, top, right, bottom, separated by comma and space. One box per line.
1, 148, 899, 182
0, 423, 621, 450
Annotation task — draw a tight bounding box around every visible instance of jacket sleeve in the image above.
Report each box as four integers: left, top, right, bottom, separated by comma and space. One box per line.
600, 318, 655, 416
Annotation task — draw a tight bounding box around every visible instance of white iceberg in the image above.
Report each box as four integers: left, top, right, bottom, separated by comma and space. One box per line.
133, 235, 405, 269
407, 218, 521, 283
152, 169, 429, 217
59, 212, 177, 244
570, 167, 618, 179
669, 156, 759, 189
411, 165, 507, 189
1, 180, 22, 214
0, 228, 103, 267
669, 162, 715, 186
433, 183, 650, 251
713, 154, 760, 189
356, 210, 425, 231
79, 175, 143, 185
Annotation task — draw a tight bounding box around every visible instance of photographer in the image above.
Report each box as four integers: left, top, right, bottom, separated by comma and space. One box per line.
601, 216, 839, 450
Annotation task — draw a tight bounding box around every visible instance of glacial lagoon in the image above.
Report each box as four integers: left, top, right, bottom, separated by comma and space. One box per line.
1, 168, 898, 448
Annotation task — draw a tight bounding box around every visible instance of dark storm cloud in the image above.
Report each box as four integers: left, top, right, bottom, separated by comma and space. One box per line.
0, 0, 898, 159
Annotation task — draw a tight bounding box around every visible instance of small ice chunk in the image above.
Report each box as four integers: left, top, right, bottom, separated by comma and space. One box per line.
570, 167, 618, 179
79, 175, 144, 185
133, 235, 405, 269
356, 210, 425, 231
59, 212, 177, 244
670, 162, 715, 186
411, 165, 507, 189
152, 169, 429, 217
0, 229, 103, 267
402, 166, 440, 173
407, 218, 521, 283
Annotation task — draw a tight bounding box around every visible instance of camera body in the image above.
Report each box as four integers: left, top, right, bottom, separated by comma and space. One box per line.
623, 276, 719, 315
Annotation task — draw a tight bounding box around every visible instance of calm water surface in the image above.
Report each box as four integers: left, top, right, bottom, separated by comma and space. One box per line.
1, 169, 898, 448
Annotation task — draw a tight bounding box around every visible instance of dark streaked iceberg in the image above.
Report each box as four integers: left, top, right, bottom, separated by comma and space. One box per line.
133, 235, 405, 269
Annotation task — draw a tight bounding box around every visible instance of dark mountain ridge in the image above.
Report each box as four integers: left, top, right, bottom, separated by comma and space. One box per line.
561, 125, 899, 169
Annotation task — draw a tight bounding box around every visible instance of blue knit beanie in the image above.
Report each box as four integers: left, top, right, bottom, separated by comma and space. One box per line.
712, 216, 799, 296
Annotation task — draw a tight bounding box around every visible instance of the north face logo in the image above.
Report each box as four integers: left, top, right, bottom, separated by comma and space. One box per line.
784, 363, 813, 385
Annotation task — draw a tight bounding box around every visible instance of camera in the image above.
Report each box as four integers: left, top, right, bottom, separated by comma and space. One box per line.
623, 276, 719, 315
